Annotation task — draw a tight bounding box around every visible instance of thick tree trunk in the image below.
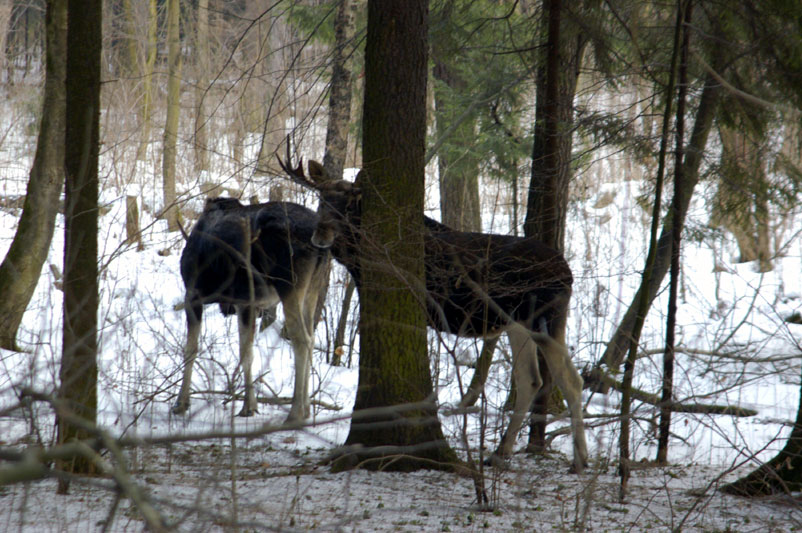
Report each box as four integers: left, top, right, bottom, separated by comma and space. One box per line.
723, 358, 802, 495
0, 0, 66, 351
161, 0, 181, 232
334, 0, 457, 472
432, 60, 481, 232
713, 126, 772, 270
58, 0, 101, 491
523, 0, 586, 453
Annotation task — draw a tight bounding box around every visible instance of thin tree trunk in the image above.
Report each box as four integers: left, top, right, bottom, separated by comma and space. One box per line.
162, 0, 181, 232
323, 0, 356, 182
332, 277, 355, 367
58, 0, 101, 491
193, 0, 210, 173
136, 0, 157, 161
595, 69, 723, 380
0, 0, 66, 351
620, 0, 685, 497
320, 0, 357, 356
657, 0, 693, 466
333, 0, 457, 472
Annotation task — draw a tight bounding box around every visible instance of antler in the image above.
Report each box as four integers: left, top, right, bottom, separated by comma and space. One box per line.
277, 136, 315, 189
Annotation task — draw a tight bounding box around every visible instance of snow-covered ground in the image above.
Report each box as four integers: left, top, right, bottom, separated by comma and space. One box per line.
2, 95, 802, 531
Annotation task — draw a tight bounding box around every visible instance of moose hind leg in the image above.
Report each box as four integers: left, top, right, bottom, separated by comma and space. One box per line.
236, 305, 259, 417
535, 325, 588, 472
493, 326, 542, 462
173, 298, 202, 415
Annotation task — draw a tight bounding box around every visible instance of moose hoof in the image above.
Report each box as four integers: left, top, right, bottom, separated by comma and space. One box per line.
484, 453, 510, 469
237, 405, 258, 417
172, 400, 189, 415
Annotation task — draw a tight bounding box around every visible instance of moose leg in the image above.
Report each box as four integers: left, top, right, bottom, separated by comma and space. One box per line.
236, 305, 258, 417
282, 294, 313, 423
493, 325, 542, 462
173, 297, 203, 415
532, 316, 588, 473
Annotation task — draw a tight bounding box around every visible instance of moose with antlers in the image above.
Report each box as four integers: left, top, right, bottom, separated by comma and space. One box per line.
280, 156, 588, 472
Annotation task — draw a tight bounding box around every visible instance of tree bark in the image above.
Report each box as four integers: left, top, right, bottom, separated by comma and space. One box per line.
161, 0, 182, 232
58, 0, 101, 491
333, 0, 457, 472
0, 0, 66, 351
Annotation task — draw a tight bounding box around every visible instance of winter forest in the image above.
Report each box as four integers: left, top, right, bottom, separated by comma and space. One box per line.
1, 0, 802, 531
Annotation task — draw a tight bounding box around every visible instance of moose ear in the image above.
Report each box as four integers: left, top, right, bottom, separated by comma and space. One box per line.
307, 160, 327, 183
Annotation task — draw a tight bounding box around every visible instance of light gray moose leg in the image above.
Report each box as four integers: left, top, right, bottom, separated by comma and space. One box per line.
494, 325, 543, 461
282, 293, 314, 423
532, 326, 588, 472
236, 305, 259, 417
173, 298, 202, 415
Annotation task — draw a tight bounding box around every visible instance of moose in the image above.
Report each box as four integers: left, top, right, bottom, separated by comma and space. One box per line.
173, 197, 330, 422
280, 157, 589, 472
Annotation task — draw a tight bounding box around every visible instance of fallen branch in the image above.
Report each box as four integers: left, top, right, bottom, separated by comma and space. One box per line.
583, 369, 758, 417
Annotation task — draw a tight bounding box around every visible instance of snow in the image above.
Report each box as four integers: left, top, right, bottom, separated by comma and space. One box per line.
2, 107, 802, 531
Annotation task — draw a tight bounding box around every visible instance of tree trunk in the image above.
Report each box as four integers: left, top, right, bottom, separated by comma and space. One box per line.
58, 0, 101, 491
256, 13, 289, 173
595, 69, 723, 377
321, 0, 357, 358
193, 0, 210, 173
657, 0, 693, 466
432, 61, 481, 232
161, 0, 181, 232
713, 126, 772, 270
723, 364, 802, 495
323, 0, 356, 182
524, 0, 586, 454
0, 0, 66, 351
333, 0, 457, 473
136, 0, 157, 161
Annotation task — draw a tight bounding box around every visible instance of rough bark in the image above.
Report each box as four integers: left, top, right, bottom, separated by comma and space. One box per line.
333, 0, 457, 472
58, 0, 101, 490
0, 0, 66, 351
161, 0, 181, 232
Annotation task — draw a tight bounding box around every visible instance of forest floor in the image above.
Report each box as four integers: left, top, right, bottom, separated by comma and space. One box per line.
3, 434, 802, 532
